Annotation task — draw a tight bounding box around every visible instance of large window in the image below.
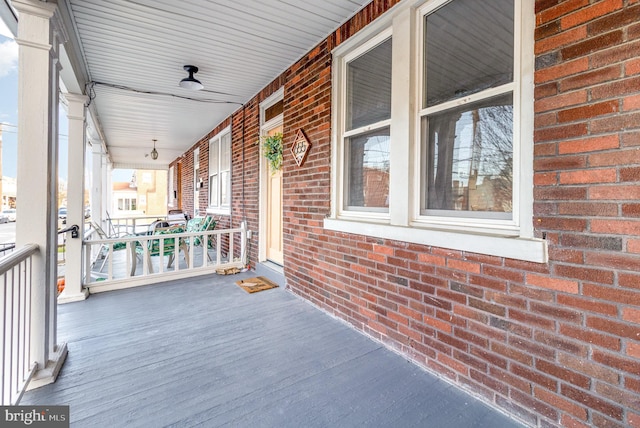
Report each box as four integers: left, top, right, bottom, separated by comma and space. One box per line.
208, 127, 231, 212
328, 0, 546, 262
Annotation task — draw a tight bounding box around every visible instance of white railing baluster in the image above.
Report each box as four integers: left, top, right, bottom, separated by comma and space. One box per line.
125, 242, 132, 278
17, 268, 24, 404
216, 233, 222, 265
142, 242, 149, 275
107, 244, 114, 280
201, 233, 206, 266
84, 244, 91, 284
158, 238, 165, 274
240, 222, 247, 268
0, 244, 39, 405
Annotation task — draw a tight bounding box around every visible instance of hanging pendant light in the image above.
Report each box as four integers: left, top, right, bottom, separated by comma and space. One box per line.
151, 139, 159, 160
179, 65, 203, 91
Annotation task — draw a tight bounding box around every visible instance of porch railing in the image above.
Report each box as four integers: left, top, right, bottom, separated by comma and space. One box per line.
0, 244, 39, 405
0, 243, 16, 258
108, 215, 168, 236
83, 224, 246, 293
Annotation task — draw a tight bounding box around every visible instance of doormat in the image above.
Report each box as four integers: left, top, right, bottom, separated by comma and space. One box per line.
235, 276, 279, 294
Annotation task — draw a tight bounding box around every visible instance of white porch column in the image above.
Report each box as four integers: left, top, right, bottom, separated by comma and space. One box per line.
90, 142, 105, 226
105, 159, 112, 227
13, 0, 67, 389
58, 93, 89, 303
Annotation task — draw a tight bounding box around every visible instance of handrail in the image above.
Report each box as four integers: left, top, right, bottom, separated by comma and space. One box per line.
0, 243, 38, 276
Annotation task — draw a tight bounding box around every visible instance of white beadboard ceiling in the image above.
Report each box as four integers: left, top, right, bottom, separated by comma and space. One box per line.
59, 0, 371, 168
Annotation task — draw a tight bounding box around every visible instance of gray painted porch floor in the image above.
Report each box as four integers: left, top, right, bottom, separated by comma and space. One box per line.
23, 268, 524, 428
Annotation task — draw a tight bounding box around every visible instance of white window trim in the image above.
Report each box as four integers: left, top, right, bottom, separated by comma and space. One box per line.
258, 87, 284, 263
327, 0, 546, 263
207, 126, 232, 215
415, 0, 519, 229
194, 147, 200, 217
168, 166, 175, 208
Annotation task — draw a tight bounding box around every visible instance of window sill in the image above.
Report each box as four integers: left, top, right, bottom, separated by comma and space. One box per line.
206, 207, 230, 216
324, 218, 547, 263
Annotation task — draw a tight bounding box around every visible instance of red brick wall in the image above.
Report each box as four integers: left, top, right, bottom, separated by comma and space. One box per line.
171, 77, 286, 263
170, 119, 230, 218
530, 4, 640, 425
175, 1, 640, 426
282, 1, 640, 427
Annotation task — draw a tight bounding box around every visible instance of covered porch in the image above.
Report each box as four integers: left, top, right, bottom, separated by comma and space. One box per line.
4, 0, 640, 425
21, 270, 521, 427
2, 0, 376, 402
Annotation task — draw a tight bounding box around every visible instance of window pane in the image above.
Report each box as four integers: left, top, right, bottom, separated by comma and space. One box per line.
265, 100, 284, 122
221, 133, 231, 172
221, 171, 230, 206
346, 127, 390, 209
346, 37, 392, 130
131, 199, 137, 211
424, 93, 513, 216
209, 140, 219, 175
210, 175, 218, 207
425, 0, 514, 107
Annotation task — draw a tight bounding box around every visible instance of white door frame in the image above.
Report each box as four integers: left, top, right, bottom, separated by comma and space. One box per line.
258, 87, 284, 264
193, 147, 200, 216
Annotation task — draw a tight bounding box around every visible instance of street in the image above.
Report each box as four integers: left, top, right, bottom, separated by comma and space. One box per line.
0, 221, 15, 244
0, 220, 74, 244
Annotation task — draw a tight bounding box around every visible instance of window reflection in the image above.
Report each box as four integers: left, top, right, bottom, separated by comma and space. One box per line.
346, 128, 390, 209
425, 94, 513, 217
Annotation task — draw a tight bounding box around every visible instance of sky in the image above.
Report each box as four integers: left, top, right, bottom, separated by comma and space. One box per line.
0, 26, 71, 183
0, 17, 136, 186
0, 27, 21, 179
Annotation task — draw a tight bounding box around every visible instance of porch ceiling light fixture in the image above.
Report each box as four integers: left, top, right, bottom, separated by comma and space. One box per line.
151, 139, 159, 160
179, 65, 203, 91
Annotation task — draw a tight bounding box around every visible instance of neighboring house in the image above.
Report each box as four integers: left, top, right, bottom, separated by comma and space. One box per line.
111, 181, 139, 217
135, 170, 168, 217
112, 170, 167, 218
169, 1, 640, 427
